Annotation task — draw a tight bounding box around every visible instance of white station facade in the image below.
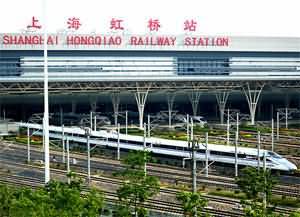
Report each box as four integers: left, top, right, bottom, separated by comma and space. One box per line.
0, 33, 300, 126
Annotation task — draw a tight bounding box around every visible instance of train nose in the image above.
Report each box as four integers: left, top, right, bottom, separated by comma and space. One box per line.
288, 162, 298, 171
290, 164, 297, 171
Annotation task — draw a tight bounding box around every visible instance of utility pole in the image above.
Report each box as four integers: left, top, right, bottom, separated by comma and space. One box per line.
43, 0, 50, 184
60, 107, 63, 126
236, 112, 239, 140
85, 128, 91, 183
62, 124, 65, 163
205, 132, 209, 178
143, 122, 147, 176
227, 109, 230, 145
117, 123, 120, 160
186, 114, 190, 142
27, 126, 30, 163
125, 110, 128, 135
66, 137, 70, 184
271, 118, 274, 152
276, 111, 279, 140
147, 114, 150, 137
257, 131, 261, 169
235, 131, 238, 177
94, 115, 97, 131
263, 151, 267, 214
191, 118, 194, 141
90, 111, 93, 129
285, 107, 288, 129
192, 139, 197, 193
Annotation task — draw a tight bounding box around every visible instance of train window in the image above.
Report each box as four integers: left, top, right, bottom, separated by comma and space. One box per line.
267, 151, 282, 159
238, 153, 247, 158
210, 151, 235, 157
197, 149, 206, 154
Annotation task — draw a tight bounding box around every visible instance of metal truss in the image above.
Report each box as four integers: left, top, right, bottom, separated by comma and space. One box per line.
166, 92, 176, 128
215, 91, 231, 124
9, 80, 299, 97
134, 82, 152, 129
242, 82, 265, 125
110, 91, 121, 127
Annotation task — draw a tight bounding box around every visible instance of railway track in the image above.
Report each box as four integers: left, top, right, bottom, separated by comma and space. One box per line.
0, 159, 298, 216
0, 172, 242, 217
1, 141, 300, 198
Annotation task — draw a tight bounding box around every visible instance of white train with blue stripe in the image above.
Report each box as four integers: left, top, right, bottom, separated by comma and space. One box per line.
20, 123, 297, 172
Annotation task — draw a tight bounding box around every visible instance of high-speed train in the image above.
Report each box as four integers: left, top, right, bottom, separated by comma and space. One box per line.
20, 123, 297, 172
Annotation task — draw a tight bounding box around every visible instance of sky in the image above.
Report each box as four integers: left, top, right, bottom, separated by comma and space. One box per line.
0, 0, 299, 37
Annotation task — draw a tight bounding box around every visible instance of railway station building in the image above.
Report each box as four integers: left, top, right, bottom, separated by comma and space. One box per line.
0, 33, 300, 128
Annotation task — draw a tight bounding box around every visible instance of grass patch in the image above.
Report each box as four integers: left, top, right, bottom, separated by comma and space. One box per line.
209, 189, 246, 200
209, 189, 300, 208
271, 195, 300, 208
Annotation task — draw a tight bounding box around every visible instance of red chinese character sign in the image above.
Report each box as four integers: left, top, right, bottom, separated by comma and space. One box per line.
67, 17, 81, 30
110, 18, 124, 30
27, 16, 42, 30
184, 19, 197, 32
148, 19, 161, 31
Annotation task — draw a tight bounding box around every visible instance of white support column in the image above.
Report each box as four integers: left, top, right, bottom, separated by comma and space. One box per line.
242, 82, 265, 125
188, 91, 201, 116
94, 116, 97, 131
111, 92, 120, 127
166, 93, 176, 128
215, 91, 230, 125
134, 84, 151, 129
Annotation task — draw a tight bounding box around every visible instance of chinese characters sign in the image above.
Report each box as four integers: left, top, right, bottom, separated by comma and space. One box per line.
25, 16, 199, 32
1, 16, 230, 49
1, 34, 230, 47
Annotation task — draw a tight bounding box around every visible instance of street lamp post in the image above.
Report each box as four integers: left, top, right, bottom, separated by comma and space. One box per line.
43, 0, 50, 184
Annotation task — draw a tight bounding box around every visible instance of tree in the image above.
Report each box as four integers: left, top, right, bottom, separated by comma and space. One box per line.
0, 174, 104, 217
236, 167, 277, 202
176, 191, 209, 217
241, 200, 283, 217
235, 167, 278, 216
290, 211, 300, 217
115, 150, 160, 217
0, 184, 15, 217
